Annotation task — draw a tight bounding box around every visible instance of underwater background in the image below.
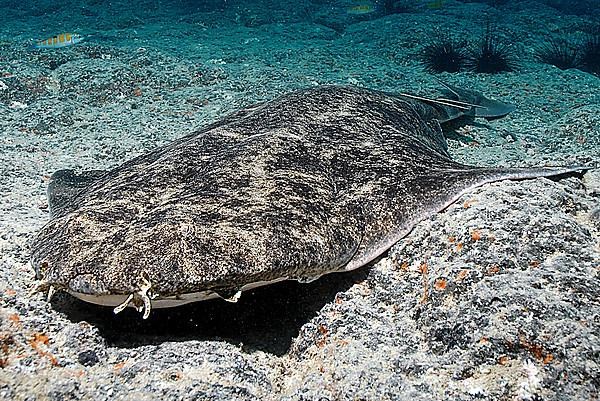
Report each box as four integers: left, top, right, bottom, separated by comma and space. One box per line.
0, 1, 599, 400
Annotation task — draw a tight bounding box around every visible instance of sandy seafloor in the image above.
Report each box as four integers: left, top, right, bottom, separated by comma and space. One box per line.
0, 0, 599, 400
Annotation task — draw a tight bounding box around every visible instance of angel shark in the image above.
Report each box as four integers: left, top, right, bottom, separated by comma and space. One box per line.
31, 83, 587, 318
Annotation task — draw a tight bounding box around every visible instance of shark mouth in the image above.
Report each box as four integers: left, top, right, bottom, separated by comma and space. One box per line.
61, 275, 316, 319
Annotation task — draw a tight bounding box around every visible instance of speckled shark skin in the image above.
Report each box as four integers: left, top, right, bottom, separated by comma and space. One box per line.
30, 86, 586, 318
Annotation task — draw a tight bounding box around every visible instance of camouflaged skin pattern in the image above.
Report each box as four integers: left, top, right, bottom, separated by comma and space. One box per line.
30, 86, 580, 299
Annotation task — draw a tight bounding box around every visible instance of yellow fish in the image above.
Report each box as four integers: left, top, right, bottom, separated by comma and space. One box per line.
33, 33, 83, 49
347, 3, 376, 14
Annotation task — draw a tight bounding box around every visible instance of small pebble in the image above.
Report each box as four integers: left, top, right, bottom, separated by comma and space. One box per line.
77, 350, 100, 367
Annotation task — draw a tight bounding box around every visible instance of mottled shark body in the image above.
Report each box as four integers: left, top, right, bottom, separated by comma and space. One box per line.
31, 85, 586, 318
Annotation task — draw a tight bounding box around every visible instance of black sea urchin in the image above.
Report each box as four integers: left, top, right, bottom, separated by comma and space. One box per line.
466, 24, 517, 73
420, 37, 468, 73
536, 39, 579, 70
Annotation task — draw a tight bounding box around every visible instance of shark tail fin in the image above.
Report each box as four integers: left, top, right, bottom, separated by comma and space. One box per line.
399, 80, 516, 123
436, 80, 516, 121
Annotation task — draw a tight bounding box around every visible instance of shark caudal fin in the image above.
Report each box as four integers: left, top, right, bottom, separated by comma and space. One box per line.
437, 81, 516, 121
398, 80, 516, 123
